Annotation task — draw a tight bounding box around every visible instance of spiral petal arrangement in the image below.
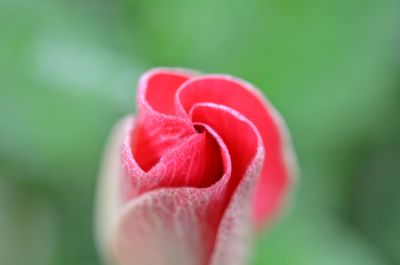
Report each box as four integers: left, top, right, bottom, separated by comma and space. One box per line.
96, 68, 297, 265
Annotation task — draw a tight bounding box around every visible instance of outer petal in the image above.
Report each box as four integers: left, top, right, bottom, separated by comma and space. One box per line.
97, 104, 264, 265
95, 116, 132, 265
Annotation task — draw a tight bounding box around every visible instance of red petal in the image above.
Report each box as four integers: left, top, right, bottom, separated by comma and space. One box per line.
130, 69, 196, 175
190, 103, 265, 264
190, 103, 261, 197
176, 75, 293, 225
138, 68, 194, 115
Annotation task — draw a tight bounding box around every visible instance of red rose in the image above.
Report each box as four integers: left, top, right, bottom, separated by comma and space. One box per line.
96, 68, 297, 265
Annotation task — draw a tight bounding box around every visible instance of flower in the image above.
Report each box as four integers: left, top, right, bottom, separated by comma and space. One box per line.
96, 68, 297, 265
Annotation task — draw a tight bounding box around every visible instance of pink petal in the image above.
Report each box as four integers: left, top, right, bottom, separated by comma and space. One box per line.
175, 75, 295, 225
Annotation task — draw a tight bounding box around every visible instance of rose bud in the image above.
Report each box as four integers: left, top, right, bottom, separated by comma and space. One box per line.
95, 68, 297, 265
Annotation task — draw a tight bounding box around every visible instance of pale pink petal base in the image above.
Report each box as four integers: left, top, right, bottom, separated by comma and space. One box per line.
95, 116, 130, 265
97, 115, 264, 265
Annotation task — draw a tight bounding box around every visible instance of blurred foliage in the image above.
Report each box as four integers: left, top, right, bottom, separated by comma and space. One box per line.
0, 0, 399, 264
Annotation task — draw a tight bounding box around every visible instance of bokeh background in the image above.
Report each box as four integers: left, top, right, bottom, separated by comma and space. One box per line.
1, 0, 399, 264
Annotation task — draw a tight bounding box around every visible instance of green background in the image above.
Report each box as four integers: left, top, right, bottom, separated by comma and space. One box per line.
1, 0, 399, 264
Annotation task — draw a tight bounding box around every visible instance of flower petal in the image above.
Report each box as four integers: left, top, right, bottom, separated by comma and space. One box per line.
122, 122, 224, 199
95, 116, 133, 265
104, 104, 263, 265
138, 68, 195, 115
129, 68, 196, 177
190, 103, 265, 265
176, 75, 295, 226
